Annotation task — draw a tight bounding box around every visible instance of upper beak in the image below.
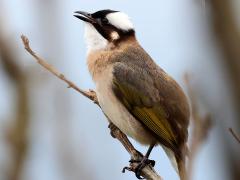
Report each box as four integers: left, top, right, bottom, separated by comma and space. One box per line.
74, 11, 96, 24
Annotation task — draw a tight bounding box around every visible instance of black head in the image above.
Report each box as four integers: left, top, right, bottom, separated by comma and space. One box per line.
74, 9, 135, 42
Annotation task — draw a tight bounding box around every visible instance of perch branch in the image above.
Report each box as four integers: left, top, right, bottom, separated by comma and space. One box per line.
108, 122, 162, 180
21, 35, 162, 180
229, 128, 240, 144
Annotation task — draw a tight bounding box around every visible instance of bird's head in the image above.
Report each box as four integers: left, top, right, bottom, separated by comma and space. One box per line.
74, 9, 135, 53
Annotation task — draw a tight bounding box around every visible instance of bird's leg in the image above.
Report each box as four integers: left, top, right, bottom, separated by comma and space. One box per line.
108, 122, 155, 178
133, 144, 156, 179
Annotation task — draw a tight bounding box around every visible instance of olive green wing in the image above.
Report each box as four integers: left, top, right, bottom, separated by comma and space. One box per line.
112, 62, 177, 149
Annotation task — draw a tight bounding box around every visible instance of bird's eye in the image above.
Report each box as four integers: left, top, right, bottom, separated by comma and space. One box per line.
102, 18, 109, 24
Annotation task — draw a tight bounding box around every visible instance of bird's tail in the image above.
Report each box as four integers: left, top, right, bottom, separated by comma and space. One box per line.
162, 146, 179, 173
162, 146, 188, 180
176, 155, 187, 180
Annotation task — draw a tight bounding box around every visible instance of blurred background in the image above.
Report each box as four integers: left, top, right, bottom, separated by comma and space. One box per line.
0, 0, 239, 180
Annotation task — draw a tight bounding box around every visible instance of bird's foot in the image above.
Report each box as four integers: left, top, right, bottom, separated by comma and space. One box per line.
134, 157, 155, 179
122, 157, 155, 179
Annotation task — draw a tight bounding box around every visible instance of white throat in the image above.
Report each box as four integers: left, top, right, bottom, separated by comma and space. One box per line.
84, 23, 108, 54
83, 11, 134, 54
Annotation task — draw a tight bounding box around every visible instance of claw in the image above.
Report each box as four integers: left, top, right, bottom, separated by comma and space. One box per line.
122, 166, 133, 173
123, 157, 155, 179
149, 160, 155, 167
135, 163, 145, 179
134, 158, 155, 179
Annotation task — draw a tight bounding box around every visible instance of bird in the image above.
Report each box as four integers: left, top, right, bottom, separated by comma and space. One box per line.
74, 9, 190, 180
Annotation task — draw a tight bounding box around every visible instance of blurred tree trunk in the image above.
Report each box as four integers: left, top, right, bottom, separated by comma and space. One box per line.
210, 0, 240, 118
0, 36, 30, 180
209, 1, 240, 179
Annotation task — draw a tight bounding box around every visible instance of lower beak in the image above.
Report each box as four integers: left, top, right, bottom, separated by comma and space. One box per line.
74, 11, 96, 24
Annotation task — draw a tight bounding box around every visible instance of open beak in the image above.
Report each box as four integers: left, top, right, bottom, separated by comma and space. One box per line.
74, 10, 109, 40
74, 11, 97, 24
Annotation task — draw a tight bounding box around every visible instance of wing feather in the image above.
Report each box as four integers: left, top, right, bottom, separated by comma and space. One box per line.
112, 63, 176, 149
111, 46, 189, 152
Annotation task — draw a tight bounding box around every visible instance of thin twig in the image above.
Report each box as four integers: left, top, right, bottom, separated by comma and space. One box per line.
20, 35, 162, 180
21, 35, 98, 104
229, 128, 240, 144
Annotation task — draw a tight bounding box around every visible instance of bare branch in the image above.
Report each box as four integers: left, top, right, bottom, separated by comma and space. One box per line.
21, 35, 98, 104
229, 128, 240, 144
20, 35, 162, 180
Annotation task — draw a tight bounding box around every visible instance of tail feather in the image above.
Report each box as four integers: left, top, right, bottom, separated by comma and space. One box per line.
162, 146, 179, 173
162, 146, 187, 180
176, 156, 187, 180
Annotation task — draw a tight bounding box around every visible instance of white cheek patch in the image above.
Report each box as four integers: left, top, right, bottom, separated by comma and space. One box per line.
84, 23, 108, 54
106, 12, 134, 31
